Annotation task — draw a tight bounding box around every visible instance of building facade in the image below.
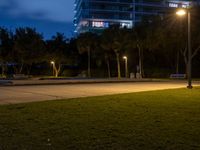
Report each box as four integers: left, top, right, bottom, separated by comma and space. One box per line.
74, 0, 193, 34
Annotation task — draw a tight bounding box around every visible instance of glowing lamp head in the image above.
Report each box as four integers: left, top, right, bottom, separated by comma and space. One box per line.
51, 61, 55, 65
123, 56, 127, 60
176, 9, 186, 16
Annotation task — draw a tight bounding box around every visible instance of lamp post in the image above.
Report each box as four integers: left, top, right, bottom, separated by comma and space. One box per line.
123, 56, 128, 78
176, 9, 193, 89
51, 61, 55, 77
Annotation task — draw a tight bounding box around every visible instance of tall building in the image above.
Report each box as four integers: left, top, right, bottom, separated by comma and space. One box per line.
74, 0, 192, 34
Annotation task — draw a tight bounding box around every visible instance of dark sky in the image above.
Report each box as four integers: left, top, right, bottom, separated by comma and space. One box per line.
0, 0, 74, 39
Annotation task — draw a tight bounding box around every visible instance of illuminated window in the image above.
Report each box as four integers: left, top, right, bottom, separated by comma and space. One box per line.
81, 21, 89, 27
169, 3, 178, 8
92, 21, 109, 28
92, 21, 103, 27
182, 4, 189, 8
121, 22, 131, 28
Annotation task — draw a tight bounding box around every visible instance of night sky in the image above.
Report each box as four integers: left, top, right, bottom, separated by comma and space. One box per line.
0, 0, 74, 39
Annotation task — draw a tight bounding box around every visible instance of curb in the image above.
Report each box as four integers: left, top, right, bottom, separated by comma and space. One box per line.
0, 79, 189, 87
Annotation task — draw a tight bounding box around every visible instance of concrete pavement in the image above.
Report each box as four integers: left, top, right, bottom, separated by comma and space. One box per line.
0, 81, 199, 105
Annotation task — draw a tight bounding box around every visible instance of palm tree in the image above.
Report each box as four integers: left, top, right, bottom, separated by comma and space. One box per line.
100, 31, 114, 78
77, 32, 97, 78
111, 27, 129, 79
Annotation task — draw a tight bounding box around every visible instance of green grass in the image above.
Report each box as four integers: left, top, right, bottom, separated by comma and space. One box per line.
0, 88, 200, 150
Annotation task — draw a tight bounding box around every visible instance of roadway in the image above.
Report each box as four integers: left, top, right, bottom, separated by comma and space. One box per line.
0, 81, 199, 105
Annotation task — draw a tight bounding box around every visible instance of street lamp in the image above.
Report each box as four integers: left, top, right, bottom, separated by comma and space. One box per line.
176, 9, 186, 16
51, 61, 55, 77
123, 56, 128, 78
176, 9, 192, 89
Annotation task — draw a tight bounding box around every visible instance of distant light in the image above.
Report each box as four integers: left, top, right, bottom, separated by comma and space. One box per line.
51, 61, 55, 64
176, 9, 186, 16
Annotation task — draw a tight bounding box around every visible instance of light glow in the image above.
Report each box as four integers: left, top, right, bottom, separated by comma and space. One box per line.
176, 9, 186, 16
123, 56, 127, 60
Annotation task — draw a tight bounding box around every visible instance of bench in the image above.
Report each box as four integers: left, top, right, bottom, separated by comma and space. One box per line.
170, 74, 186, 79
13, 74, 29, 79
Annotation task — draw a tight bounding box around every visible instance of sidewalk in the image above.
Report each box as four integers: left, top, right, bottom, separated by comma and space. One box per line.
0, 78, 169, 86
1, 81, 199, 105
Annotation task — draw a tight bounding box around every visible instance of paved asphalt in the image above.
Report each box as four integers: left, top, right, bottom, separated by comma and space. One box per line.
0, 81, 199, 105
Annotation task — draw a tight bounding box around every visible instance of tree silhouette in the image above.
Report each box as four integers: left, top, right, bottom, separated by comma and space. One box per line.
13, 27, 45, 74
77, 32, 97, 78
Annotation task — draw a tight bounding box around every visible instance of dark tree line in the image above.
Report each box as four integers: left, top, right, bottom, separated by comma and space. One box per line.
0, 7, 200, 78
77, 8, 200, 78
0, 27, 79, 77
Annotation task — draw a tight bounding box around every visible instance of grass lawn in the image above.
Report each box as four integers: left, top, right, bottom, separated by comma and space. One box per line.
0, 88, 200, 150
